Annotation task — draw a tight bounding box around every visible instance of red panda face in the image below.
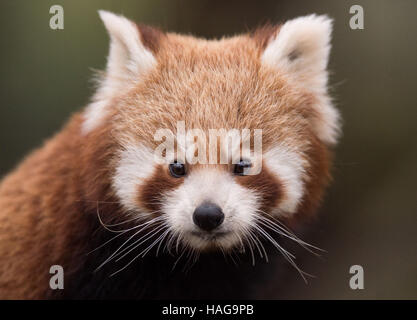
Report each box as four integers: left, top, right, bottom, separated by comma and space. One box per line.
83, 12, 340, 253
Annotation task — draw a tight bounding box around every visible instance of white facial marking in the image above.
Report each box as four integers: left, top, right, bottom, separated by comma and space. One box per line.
113, 144, 156, 212
162, 168, 260, 250
264, 144, 307, 216
112, 141, 306, 250
82, 11, 157, 134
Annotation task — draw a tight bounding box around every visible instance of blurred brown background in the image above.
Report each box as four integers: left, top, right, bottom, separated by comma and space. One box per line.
0, 0, 416, 299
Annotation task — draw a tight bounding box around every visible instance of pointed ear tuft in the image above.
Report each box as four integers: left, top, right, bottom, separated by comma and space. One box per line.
261, 15, 339, 145
82, 11, 159, 134
262, 14, 332, 93
98, 10, 157, 89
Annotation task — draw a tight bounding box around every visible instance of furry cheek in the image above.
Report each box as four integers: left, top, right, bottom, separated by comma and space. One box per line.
234, 164, 282, 214
112, 144, 160, 213
261, 144, 307, 217
137, 164, 184, 214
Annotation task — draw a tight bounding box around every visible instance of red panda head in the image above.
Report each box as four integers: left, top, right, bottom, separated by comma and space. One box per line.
82, 11, 340, 253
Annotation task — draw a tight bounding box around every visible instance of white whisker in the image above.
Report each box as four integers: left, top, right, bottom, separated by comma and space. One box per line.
114, 224, 167, 262
94, 216, 165, 271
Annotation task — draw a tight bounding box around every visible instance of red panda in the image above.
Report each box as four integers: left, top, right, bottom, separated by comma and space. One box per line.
0, 11, 340, 299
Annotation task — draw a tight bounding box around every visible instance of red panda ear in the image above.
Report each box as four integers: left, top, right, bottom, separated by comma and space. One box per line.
261, 15, 332, 94
260, 15, 340, 145
82, 11, 162, 134
98, 10, 160, 92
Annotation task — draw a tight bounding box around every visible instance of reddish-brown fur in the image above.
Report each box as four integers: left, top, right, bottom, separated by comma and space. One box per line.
0, 115, 116, 298
251, 24, 280, 51
0, 22, 333, 299
138, 164, 185, 213
136, 24, 164, 54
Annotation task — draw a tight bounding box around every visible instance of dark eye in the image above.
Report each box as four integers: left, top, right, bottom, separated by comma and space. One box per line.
233, 159, 252, 176
169, 161, 186, 178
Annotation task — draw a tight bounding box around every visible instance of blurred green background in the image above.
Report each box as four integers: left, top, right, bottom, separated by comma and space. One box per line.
0, 0, 416, 299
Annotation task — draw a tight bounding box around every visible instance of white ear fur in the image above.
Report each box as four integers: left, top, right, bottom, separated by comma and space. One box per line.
98, 10, 156, 85
82, 11, 156, 134
262, 15, 340, 144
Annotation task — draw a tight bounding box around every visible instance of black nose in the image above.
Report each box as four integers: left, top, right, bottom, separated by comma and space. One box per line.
193, 202, 224, 231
